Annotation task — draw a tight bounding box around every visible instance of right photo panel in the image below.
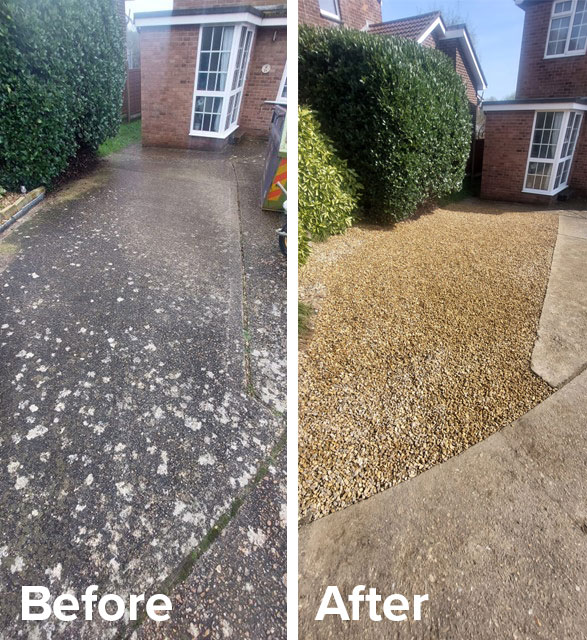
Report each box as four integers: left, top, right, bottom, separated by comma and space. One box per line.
298, 0, 587, 637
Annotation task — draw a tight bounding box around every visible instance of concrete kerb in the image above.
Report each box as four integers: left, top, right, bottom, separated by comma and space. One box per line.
531, 210, 587, 387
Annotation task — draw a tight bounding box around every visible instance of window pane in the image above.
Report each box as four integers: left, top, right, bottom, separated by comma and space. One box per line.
193, 95, 223, 132
530, 112, 563, 160
561, 157, 572, 184
202, 27, 212, 50
319, 0, 339, 15
569, 0, 587, 50
561, 112, 582, 158
212, 27, 222, 50
225, 95, 235, 130
221, 26, 233, 50
554, 0, 573, 13
547, 16, 571, 54
196, 26, 234, 96
231, 93, 241, 124
526, 162, 553, 191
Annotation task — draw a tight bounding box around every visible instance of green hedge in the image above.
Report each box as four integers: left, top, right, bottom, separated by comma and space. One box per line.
299, 26, 472, 222
0, 0, 126, 190
299, 107, 362, 264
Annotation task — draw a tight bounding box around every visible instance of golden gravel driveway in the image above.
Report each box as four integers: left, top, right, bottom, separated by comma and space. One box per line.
299, 200, 559, 521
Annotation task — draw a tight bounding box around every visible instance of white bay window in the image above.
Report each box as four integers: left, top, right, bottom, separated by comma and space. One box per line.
191, 24, 255, 138
545, 0, 587, 57
524, 110, 583, 195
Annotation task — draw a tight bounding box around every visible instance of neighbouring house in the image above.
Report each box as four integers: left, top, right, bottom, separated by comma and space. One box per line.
134, 0, 287, 150
482, 0, 587, 203
369, 13, 487, 124
298, 0, 381, 30
298, 7, 487, 170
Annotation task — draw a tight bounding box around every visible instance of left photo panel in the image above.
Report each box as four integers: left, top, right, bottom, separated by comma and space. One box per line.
0, 0, 287, 637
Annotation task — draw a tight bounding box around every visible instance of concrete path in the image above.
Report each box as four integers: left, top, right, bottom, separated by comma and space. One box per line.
137, 448, 286, 640
532, 210, 587, 387
299, 366, 587, 639
0, 141, 285, 638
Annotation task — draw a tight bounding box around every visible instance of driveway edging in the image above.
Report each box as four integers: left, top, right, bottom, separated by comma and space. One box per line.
0, 187, 45, 234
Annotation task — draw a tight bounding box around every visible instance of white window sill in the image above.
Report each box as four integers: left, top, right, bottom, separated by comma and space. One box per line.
320, 9, 342, 22
544, 49, 587, 59
189, 123, 239, 139
522, 183, 568, 197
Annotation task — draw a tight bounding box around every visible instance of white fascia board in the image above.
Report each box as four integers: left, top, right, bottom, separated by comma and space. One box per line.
484, 102, 587, 112
416, 16, 446, 44
135, 13, 286, 28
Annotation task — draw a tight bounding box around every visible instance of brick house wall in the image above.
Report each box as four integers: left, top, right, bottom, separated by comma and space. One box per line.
299, 0, 381, 30
140, 26, 209, 149
480, 111, 543, 203
437, 39, 478, 110
481, 0, 587, 203
239, 27, 286, 135
568, 129, 587, 194
139, 1, 286, 149
516, 1, 587, 99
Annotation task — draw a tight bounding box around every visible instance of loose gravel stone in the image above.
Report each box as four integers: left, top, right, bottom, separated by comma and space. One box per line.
298, 201, 559, 522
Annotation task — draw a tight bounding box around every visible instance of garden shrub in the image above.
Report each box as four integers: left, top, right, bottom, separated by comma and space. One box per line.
0, 0, 126, 190
299, 26, 472, 222
299, 107, 362, 264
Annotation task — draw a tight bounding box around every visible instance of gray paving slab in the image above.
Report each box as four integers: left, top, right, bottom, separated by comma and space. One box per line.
299, 369, 587, 639
532, 212, 587, 387
0, 141, 285, 638
136, 448, 286, 640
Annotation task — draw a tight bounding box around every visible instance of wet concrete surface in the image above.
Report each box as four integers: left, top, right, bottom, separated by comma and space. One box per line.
0, 141, 286, 638
136, 448, 286, 640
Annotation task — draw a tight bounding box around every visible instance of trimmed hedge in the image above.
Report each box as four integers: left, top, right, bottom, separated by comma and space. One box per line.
299, 26, 472, 222
0, 0, 126, 190
299, 107, 362, 264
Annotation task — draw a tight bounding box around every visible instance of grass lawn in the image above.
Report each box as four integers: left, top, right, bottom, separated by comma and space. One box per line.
98, 119, 141, 157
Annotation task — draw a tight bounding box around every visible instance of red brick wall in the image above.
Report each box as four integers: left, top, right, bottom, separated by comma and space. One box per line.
569, 125, 587, 194
516, 1, 587, 99
140, 26, 206, 149
480, 110, 551, 203
239, 27, 286, 136
299, 0, 381, 30
140, 23, 284, 148
437, 39, 478, 109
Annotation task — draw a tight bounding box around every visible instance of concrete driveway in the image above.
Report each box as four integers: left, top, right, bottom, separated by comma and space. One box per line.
0, 141, 286, 638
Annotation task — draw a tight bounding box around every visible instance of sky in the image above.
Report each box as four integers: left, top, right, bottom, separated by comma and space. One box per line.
126, 0, 524, 100
126, 0, 172, 19
382, 0, 525, 99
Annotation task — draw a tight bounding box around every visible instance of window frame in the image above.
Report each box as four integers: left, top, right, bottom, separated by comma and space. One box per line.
189, 23, 255, 139
319, 0, 341, 22
276, 62, 287, 105
544, 0, 587, 59
523, 109, 583, 196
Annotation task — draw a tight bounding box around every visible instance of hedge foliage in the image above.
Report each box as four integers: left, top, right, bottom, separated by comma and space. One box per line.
0, 0, 126, 190
298, 107, 362, 264
299, 26, 472, 222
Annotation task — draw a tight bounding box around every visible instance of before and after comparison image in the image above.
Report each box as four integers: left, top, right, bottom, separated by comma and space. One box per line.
1, 0, 587, 638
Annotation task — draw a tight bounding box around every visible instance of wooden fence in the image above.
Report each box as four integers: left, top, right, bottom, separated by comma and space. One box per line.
122, 68, 141, 121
